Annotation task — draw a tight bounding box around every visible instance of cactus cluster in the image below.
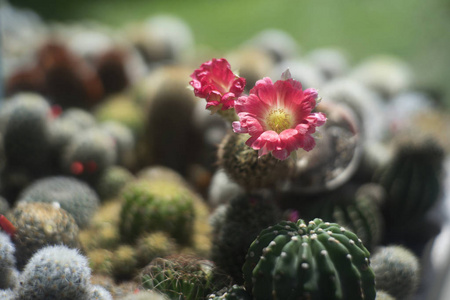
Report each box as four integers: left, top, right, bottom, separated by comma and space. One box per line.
242, 218, 376, 300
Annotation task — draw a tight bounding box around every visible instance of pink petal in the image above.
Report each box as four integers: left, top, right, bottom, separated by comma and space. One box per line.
232, 121, 248, 133
272, 149, 289, 160
251, 77, 277, 106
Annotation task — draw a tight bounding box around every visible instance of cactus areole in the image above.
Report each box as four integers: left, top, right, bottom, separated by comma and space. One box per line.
242, 218, 376, 300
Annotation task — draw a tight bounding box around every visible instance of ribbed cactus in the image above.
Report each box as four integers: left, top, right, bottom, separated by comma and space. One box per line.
18, 176, 100, 228
218, 132, 292, 191
207, 285, 252, 300
7, 202, 80, 270
371, 245, 420, 300
211, 193, 281, 284
297, 183, 384, 251
374, 134, 444, 229
242, 218, 376, 300
16, 245, 92, 300
119, 179, 195, 245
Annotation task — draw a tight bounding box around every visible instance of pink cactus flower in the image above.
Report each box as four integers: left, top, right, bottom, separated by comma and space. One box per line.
232, 70, 327, 160
190, 58, 246, 113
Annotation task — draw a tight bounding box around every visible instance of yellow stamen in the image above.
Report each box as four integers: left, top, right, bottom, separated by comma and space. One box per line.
266, 108, 293, 133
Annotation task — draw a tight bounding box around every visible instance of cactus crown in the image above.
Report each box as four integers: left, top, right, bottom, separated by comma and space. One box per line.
243, 218, 376, 300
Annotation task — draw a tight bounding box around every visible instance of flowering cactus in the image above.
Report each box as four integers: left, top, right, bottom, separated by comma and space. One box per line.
190, 58, 246, 113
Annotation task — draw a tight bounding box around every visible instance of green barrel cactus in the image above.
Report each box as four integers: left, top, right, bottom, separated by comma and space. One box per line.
243, 218, 376, 300
374, 134, 444, 227
111, 245, 139, 281
218, 132, 292, 191
119, 179, 196, 245
135, 231, 178, 268
297, 183, 384, 251
371, 245, 420, 300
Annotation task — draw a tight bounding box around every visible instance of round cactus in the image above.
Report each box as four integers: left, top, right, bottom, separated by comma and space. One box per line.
371, 245, 420, 300
87, 249, 114, 276
218, 132, 292, 191
111, 245, 139, 281
140, 255, 227, 300
0, 93, 51, 167
90, 285, 113, 300
0, 232, 18, 290
18, 176, 100, 228
61, 128, 117, 184
100, 121, 136, 168
95, 166, 134, 201
211, 193, 281, 284
243, 218, 376, 300
16, 245, 92, 300
208, 285, 252, 300
135, 231, 178, 268
7, 202, 80, 270
119, 179, 196, 245
374, 134, 445, 228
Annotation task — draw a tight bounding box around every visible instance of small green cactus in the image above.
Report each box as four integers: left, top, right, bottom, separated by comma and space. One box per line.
141, 255, 227, 300
374, 134, 444, 227
119, 179, 196, 245
371, 245, 420, 300
111, 245, 139, 281
211, 193, 281, 284
218, 132, 292, 191
95, 166, 134, 201
135, 231, 178, 268
7, 202, 80, 270
243, 218, 376, 300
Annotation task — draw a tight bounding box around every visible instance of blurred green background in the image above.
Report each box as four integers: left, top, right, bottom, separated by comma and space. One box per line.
10, 0, 450, 105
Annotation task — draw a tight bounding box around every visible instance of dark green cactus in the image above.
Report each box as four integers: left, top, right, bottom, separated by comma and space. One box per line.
119, 179, 196, 245
371, 245, 420, 300
243, 218, 376, 300
297, 183, 384, 251
207, 285, 252, 300
95, 166, 134, 201
218, 132, 292, 191
211, 193, 281, 285
374, 134, 444, 226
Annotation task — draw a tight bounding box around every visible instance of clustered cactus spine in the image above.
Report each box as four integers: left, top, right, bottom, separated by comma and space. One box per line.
0, 232, 18, 290
242, 218, 376, 300
16, 245, 92, 300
